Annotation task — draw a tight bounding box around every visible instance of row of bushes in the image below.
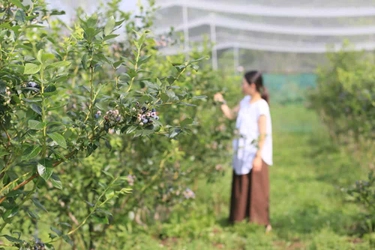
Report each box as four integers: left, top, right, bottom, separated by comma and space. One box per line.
0, 1, 240, 249
309, 48, 375, 240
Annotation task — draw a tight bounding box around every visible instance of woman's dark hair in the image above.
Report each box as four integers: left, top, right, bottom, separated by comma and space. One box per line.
244, 70, 269, 104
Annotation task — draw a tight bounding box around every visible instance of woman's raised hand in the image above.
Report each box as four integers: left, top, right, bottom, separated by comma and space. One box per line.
214, 93, 224, 102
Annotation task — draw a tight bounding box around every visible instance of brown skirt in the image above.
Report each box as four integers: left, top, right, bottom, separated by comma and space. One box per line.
229, 161, 270, 225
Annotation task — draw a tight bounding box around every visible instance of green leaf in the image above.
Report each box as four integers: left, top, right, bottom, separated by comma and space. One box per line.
37, 50, 55, 63
59, 222, 71, 228
104, 17, 116, 36
32, 198, 48, 212
23, 98, 42, 103
28, 120, 44, 130
62, 235, 73, 246
23, 146, 42, 161
24, 63, 41, 75
126, 126, 137, 134
50, 173, 62, 190
81, 54, 88, 70
50, 227, 62, 236
92, 215, 109, 224
48, 132, 67, 148
45, 85, 57, 93
138, 55, 151, 65
37, 163, 53, 181
6, 190, 23, 198
27, 210, 40, 220
166, 89, 177, 100
49, 233, 57, 240
3, 207, 19, 219
2, 235, 23, 244
180, 118, 193, 127
113, 60, 123, 68
0, 151, 8, 159
46, 61, 71, 69
169, 128, 183, 138
180, 102, 196, 107
86, 143, 98, 157
193, 95, 207, 100
160, 93, 169, 102
31, 104, 42, 115
9, 0, 24, 8
103, 34, 119, 41
15, 10, 26, 23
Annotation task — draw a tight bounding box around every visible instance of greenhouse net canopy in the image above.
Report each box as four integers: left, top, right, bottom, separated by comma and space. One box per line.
46, 0, 375, 72
154, 0, 375, 72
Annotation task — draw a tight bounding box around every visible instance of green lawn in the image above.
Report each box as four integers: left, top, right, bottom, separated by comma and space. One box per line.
122, 105, 371, 249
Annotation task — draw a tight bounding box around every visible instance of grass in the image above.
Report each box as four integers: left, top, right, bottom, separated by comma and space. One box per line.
120, 105, 371, 249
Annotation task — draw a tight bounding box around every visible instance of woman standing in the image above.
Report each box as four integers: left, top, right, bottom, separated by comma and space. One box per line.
214, 71, 273, 232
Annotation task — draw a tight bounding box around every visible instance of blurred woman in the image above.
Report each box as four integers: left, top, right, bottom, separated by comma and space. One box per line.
214, 71, 272, 232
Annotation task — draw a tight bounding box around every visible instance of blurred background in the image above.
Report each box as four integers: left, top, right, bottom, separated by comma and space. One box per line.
47, 0, 375, 104
2, 1, 375, 249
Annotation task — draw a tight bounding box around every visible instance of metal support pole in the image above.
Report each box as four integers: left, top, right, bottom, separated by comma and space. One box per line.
182, 1, 190, 57
234, 45, 239, 73
210, 13, 218, 70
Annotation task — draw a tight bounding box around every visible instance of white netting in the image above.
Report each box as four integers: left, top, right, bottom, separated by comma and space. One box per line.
154, 0, 375, 71
44, 0, 375, 71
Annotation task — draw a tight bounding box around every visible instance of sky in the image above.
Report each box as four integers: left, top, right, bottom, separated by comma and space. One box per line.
46, 0, 142, 23
120, 0, 139, 11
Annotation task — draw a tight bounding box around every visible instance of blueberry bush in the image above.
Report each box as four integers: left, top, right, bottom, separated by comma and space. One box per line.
0, 0, 236, 249
308, 48, 375, 162
309, 46, 375, 238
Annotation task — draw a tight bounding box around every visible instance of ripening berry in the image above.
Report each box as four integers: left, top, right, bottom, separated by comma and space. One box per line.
151, 108, 156, 112
151, 112, 157, 117
27, 82, 39, 89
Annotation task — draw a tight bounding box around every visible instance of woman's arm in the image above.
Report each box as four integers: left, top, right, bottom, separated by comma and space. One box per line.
220, 103, 239, 120
214, 93, 239, 120
256, 115, 267, 158
253, 115, 266, 171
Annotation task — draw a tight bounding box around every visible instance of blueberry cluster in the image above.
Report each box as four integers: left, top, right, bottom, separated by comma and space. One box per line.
2, 87, 11, 106
136, 106, 159, 126
155, 35, 174, 49
27, 81, 39, 88
127, 174, 135, 186
104, 109, 122, 126
23, 81, 40, 95
95, 110, 102, 119
33, 240, 45, 250
215, 164, 224, 171
183, 188, 195, 199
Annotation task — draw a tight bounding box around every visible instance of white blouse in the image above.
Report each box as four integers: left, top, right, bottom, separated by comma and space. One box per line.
232, 96, 273, 175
